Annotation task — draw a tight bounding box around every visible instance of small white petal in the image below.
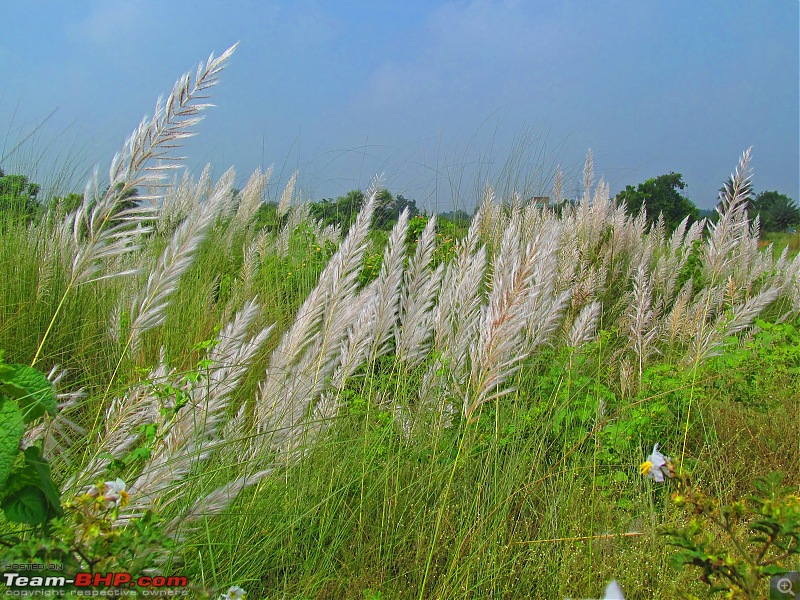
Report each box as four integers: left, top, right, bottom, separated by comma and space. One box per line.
602, 579, 625, 599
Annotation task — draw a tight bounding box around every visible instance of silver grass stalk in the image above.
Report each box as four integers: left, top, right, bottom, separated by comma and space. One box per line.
166, 470, 272, 540
255, 183, 378, 444
521, 221, 567, 348
704, 148, 754, 283
32, 46, 237, 366
464, 214, 540, 420
364, 208, 409, 363
330, 284, 381, 388
68, 44, 237, 287
396, 215, 445, 367
664, 278, 694, 345
277, 202, 311, 257
333, 209, 409, 387
157, 170, 191, 235
789, 254, 800, 314
552, 165, 564, 205
219, 403, 249, 466
71, 355, 170, 490
582, 149, 594, 206
689, 285, 780, 364
277, 170, 298, 218
214, 166, 239, 218
25, 366, 86, 466
157, 165, 214, 236
230, 166, 272, 233
230, 240, 260, 307
431, 224, 487, 397
567, 301, 602, 348
128, 300, 273, 509
128, 172, 233, 351
662, 218, 704, 306
628, 263, 661, 377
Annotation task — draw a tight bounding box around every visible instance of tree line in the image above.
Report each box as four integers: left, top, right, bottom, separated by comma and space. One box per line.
2, 166, 798, 235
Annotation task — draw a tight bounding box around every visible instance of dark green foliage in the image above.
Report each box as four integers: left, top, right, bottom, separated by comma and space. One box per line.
253, 201, 283, 231
308, 189, 420, 232
704, 319, 800, 408
664, 472, 800, 598
309, 189, 365, 232
751, 190, 800, 232
0, 168, 40, 220
0, 352, 62, 526
383, 193, 420, 226
49, 192, 83, 214
615, 172, 700, 232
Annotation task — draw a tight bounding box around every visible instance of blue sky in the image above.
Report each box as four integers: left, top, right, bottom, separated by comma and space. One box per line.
1, 0, 797, 211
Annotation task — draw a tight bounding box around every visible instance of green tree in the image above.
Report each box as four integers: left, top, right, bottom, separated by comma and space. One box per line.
310, 189, 364, 232
375, 192, 419, 229
750, 190, 799, 232
308, 188, 417, 232
49, 193, 84, 215
614, 172, 699, 232
0, 168, 41, 219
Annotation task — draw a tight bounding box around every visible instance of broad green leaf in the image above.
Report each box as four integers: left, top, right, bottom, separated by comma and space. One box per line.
0, 363, 56, 423
22, 446, 63, 518
0, 399, 24, 490
1, 485, 48, 525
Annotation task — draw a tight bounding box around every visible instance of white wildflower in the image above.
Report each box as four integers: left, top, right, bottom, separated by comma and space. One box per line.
639, 443, 674, 482
219, 586, 246, 600
86, 478, 130, 508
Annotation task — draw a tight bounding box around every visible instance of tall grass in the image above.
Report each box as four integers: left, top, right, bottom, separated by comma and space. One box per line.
1, 47, 799, 598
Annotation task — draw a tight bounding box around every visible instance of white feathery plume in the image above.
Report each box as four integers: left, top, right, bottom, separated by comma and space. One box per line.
567, 301, 602, 348
255, 182, 378, 445
522, 221, 567, 348
364, 208, 410, 363
24, 366, 86, 466
664, 278, 694, 345
330, 283, 381, 388
277, 170, 297, 218
70, 354, 170, 491
464, 213, 539, 420
128, 172, 232, 351
67, 44, 238, 287
276, 202, 310, 257
333, 209, 411, 386
231, 166, 272, 232
688, 285, 780, 364
628, 263, 661, 377
552, 165, 564, 205
704, 147, 753, 283
432, 222, 487, 393
166, 470, 272, 540
214, 166, 238, 218
581, 149, 594, 206
128, 301, 273, 510
396, 215, 445, 367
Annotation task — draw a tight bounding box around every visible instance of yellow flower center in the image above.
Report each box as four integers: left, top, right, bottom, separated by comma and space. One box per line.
639, 461, 653, 476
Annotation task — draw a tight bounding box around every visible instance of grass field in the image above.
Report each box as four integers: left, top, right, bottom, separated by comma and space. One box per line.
1, 46, 798, 600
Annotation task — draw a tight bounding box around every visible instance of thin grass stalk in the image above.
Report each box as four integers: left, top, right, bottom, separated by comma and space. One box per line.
31, 44, 237, 366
